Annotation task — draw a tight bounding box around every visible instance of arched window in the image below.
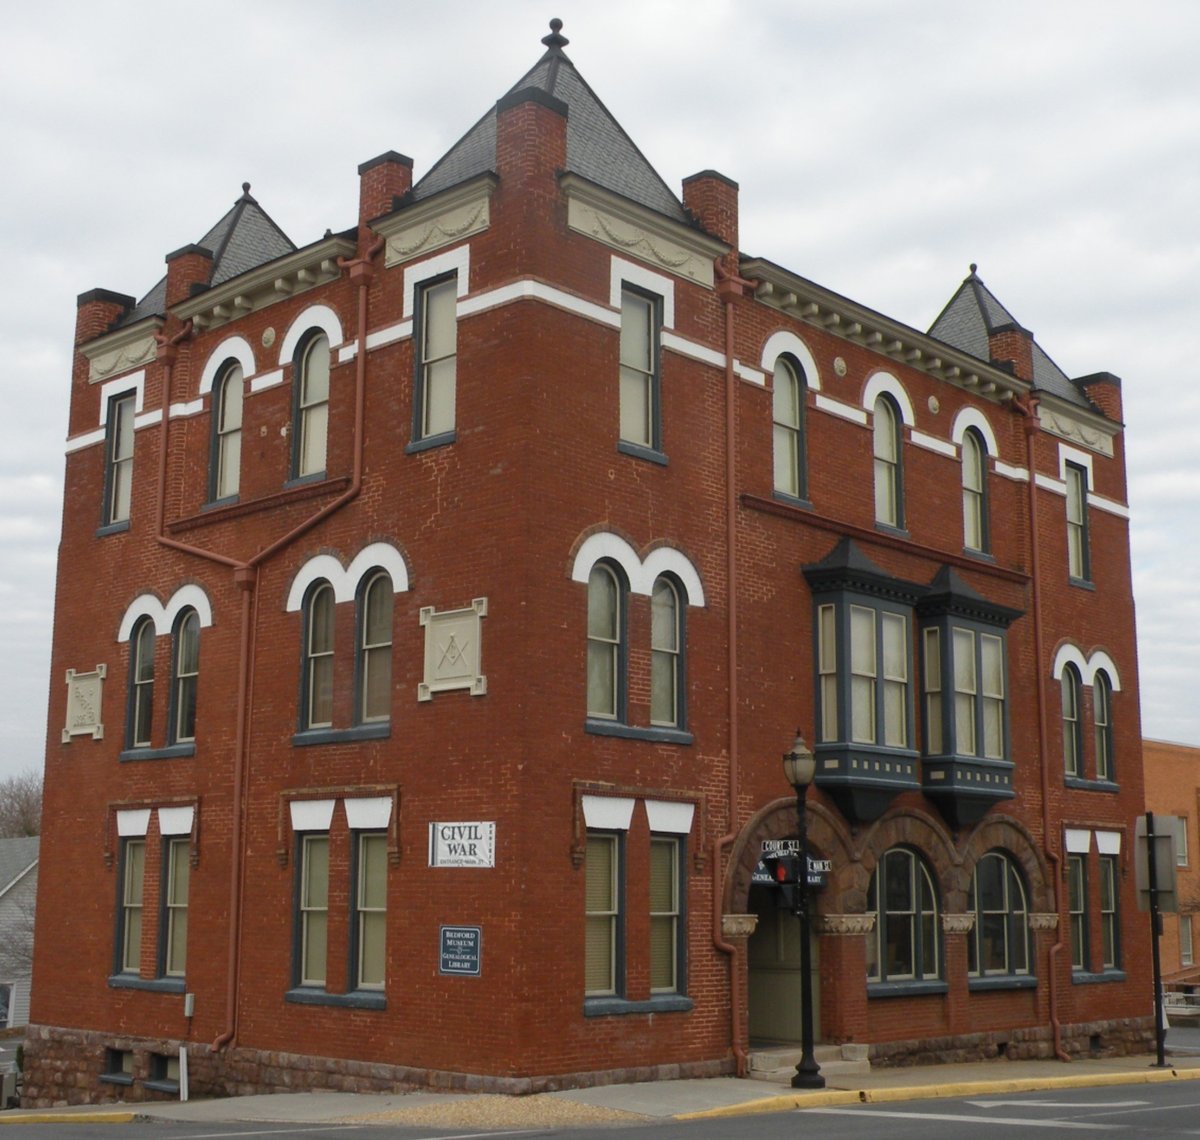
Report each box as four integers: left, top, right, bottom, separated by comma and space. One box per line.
303, 582, 335, 729
1061, 663, 1082, 777
961, 428, 987, 553
650, 576, 683, 728
867, 847, 940, 983
212, 362, 244, 501
128, 618, 156, 749
968, 851, 1030, 978
587, 563, 624, 721
772, 356, 806, 500
358, 571, 393, 724
171, 608, 200, 744
295, 333, 330, 478
873, 395, 902, 528
1094, 670, 1114, 781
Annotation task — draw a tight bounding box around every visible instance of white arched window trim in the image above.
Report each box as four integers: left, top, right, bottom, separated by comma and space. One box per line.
1051, 644, 1122, 691
279, 304, 346, 365
861, 372, 915, 426
570, 532, 705, 606
759, 331, 822, 392
950, 408, 999, 456
118, 585, 214, 641
199, 336, 257, 395
286, 543, 411, 612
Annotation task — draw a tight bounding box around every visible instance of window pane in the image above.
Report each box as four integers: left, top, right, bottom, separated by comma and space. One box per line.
357, 833, 387, 989
620, 293, 652, 370
818, 605, 838, 742
585, 836, 617, 995
587, 568, 619, 719
924, 628, 942, 754
651, 580, 679, 727
299, 335, 330, 476
649, 838, 678, 992
882, 613, 907, 748
302, 336, 331, 404
619, 368, 651, 446
361, 577, 392, 723
301, 836, 329, 986
423, 357, 457, 437
424, 279, 457, 359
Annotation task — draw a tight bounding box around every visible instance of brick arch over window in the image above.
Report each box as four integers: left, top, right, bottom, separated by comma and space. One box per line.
118, 584, 214, 641
278, 304, 346, 365
198, 335, 257, 396
857, 806, 963, 908
958, 814, 1054, 914
724, 798, 856, 918
286, 543, 411, 611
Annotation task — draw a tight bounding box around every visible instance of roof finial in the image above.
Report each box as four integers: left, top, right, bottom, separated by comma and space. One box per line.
242, 181, 251, 196
969, 262, 978, 277
542, 17, 568, 48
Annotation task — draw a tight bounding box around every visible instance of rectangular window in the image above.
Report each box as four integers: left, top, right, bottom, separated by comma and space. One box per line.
649, 836, 681, 993
162, 838, 189, 978
416, 276, 457, 441
1067, 853, 1087, 971
1176, 816, 1190, 867
817, 604, 838, 743
119, 839, 146, 974
105, 392, 136, 526
981, 634, 1005, 759
298, 834, 330, 987
849, 605, 876, 744
952, 627, 977, 755
923, 627, 943, 754
1182, 915, 1194, 967
1099, 854, 1119, 969
881, 612, 907, 748
585, 833, 621, 996
1065, 462, 1090, 581
354, 832, 387, 990
618, 288, 660, 453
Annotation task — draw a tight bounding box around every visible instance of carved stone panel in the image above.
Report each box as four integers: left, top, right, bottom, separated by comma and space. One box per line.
418, 598, 487, 701
63, 665, 106, 741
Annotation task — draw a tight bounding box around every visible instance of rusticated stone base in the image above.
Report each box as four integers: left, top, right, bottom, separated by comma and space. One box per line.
19, 1024, 733, 1109
868, 1016, 1155, 1068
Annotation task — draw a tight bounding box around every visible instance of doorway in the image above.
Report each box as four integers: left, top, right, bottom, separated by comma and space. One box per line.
746, 882, 821, 1043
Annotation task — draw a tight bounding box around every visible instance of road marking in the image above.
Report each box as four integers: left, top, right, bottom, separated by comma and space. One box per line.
802, 1107, 1121, 1129
966, 1099, 1149, 1108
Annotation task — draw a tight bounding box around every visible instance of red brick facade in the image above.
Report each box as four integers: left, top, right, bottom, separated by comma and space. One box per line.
26, 27, 1151, 1107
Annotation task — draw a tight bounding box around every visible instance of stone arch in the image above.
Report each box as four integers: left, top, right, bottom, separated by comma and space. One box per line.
856, 805, 963, 909
958, 813, 1054, 913
724, 797, 857, 918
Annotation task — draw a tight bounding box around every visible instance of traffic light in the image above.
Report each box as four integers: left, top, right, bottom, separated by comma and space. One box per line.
763, 852, 801, 913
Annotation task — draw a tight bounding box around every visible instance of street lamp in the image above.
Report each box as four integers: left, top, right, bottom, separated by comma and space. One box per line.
782, 730, 825, 1090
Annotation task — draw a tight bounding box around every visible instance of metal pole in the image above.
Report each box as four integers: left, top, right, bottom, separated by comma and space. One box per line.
792, 785, 825, 1089
1147, 811, 1167, 1068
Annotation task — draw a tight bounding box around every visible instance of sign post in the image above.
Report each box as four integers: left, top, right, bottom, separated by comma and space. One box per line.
1135, 812, 1179, 1068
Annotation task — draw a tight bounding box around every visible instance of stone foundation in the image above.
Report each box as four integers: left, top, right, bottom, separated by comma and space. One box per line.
19, 1024, 733, 1108
867, 1016, 1155, 1067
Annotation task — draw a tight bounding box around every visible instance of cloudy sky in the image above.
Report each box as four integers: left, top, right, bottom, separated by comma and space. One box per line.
2, 0, 1198, 783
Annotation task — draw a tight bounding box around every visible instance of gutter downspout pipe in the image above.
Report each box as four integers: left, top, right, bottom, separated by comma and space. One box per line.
1014, 392, 1069, 1063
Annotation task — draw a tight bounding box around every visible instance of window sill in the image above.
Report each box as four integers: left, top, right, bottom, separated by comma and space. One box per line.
585, 719, 692, 745
772, 490, 813, 511
99, 1073, 134, 1087
1072, 969, 1126, 985
107, 975, 186, 994
1064, 776, 1119, 793
119, 743, 196, 762
143, 1079, 180, 1095
617, 440, 668, 467
584, 994, 693, 1017
867, 980, 949, 998
96, 520, 131, 538
873, 522, 909, 539
285, 471, 328, 489
292, 723, 391, 747
406, 430, 457, 455
285, 987, 387, 1010
968, 974, 1038, 992
1068, 575, 1096, 591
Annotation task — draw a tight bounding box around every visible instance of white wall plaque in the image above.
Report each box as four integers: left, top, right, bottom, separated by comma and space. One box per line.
63, 665, 106, 742
418, 597, 487, 701
429, 821, 496, 867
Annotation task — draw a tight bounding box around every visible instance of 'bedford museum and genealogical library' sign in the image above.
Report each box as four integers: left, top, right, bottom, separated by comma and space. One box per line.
428, 821, 497, 867
440, 925, 482, 976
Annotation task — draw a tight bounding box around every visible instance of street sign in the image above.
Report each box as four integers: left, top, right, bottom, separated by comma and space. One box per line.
755, 841, 831, 889
1135, 814, 1179, 912
439, 925, 482, 976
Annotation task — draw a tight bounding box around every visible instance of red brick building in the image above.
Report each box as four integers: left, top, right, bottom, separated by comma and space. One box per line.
26, 21, 1150, 1104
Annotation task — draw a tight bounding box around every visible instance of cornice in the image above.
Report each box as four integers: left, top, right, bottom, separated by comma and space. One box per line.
173, 235, 357, 332
81, 316, 164, 383
562, 173, 726, 288
1036, 392, 1118, 455
373, 174, 498, 267
742, 257, 1032, 405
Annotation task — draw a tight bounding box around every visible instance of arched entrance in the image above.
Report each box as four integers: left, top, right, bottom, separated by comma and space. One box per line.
747, 876, 820, 1043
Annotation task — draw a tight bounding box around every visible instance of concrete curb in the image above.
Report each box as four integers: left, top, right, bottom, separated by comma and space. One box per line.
675, 1066, 1200, 1120
0, 1110, 138, 1126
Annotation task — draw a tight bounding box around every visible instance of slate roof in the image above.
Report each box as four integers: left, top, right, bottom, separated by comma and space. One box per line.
0, 836, 38, 898
120, 184, 296, 327
413, 20, 689, 224
928, 266, 1088, 409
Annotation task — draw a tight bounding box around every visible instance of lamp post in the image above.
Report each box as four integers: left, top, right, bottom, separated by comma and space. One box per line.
782, 730, 825, 1089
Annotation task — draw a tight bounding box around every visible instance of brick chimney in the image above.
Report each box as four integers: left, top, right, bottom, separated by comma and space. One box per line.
987, 323, 1035, 384
165, 244, 214, 309
1075, 371, 1123, 422
75, 289, 134, 347
682, 170, 739, 276
358, 150, 413, 228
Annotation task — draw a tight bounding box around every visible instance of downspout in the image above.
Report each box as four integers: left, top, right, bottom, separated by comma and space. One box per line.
712, 264, 756, 1077
1014, 392, 1069, 1062
153, 237, 383, 1055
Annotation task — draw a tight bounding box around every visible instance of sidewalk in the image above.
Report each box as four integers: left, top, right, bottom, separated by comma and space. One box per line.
4, 1047, 1200, 1128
